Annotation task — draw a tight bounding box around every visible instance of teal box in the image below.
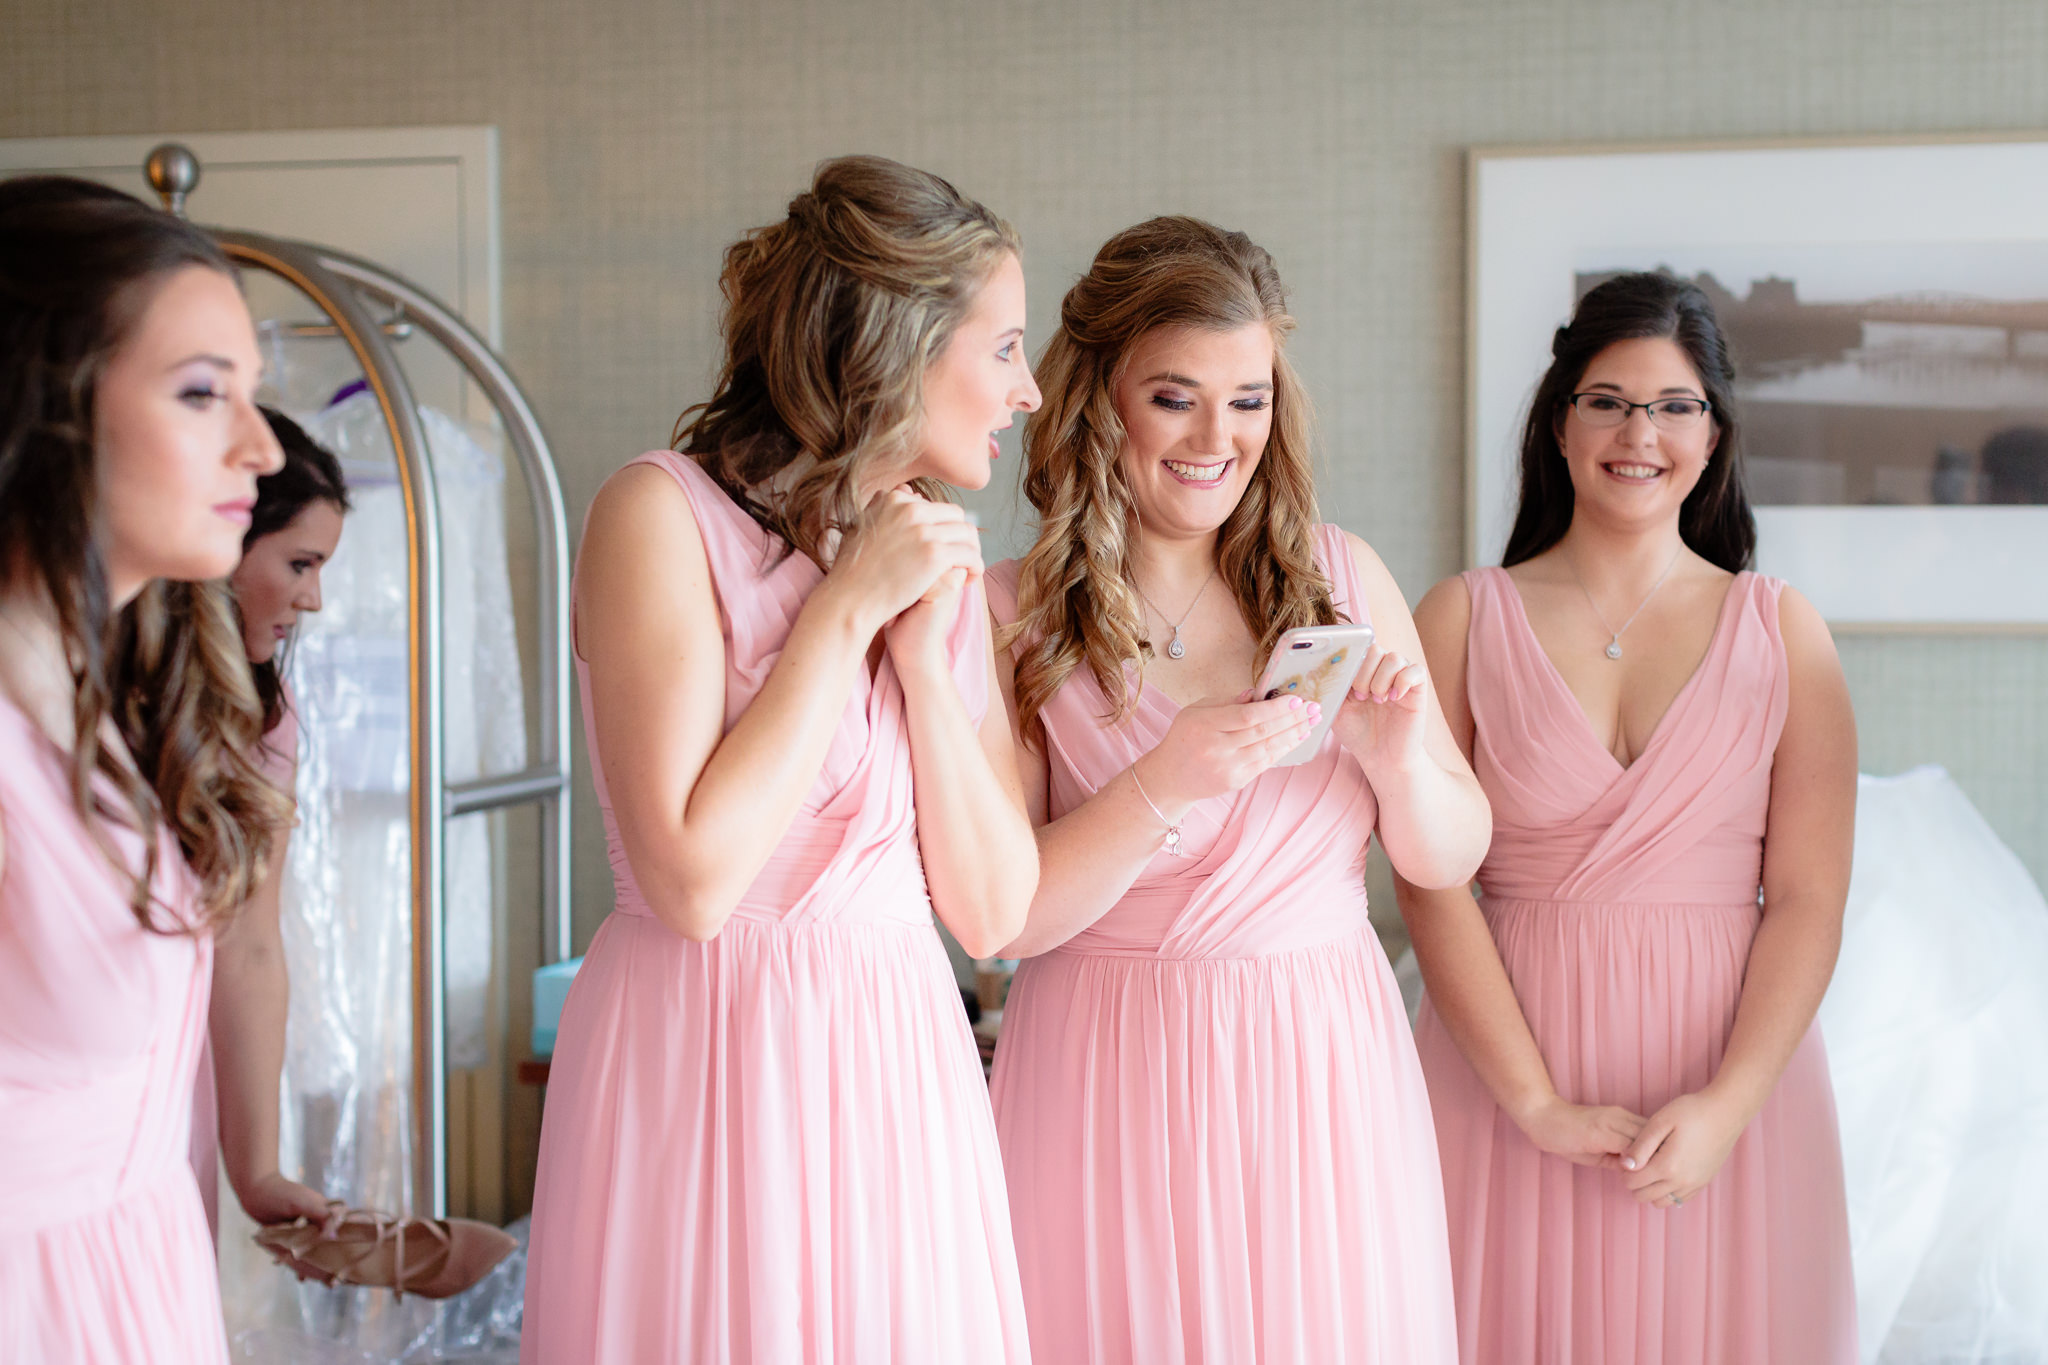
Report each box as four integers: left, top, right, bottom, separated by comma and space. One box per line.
532, 957, 583, 1058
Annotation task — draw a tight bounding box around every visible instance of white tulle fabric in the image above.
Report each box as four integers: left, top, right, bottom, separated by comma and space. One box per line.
1819, 766, 2048, 1364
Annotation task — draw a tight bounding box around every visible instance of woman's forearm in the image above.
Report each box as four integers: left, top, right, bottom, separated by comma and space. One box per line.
615, 583, 876, 939
1399, 876, 1558, 1126
1370, 757, 1492, 890
896, 660, 1037, 958
209, 860, 292, 1203
1000, 756, 1186, 958
1703, 893, 1843, 1122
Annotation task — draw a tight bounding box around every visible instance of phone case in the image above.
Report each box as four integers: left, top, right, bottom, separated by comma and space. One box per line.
1254, 623, 1376, 766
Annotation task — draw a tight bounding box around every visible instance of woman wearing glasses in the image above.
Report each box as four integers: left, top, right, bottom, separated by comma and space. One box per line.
1401, 273, 1857, 1363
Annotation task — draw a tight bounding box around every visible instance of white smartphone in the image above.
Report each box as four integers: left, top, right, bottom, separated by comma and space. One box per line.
1253, 623, 1375, 766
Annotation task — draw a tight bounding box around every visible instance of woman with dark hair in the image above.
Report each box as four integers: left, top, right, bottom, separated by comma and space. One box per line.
0, 175, 285, 1362
988, 217, 1487, 1361
191, 412, 516, 1295
1401, 272, 1858, 1363
188, 409, 347, 1241
522, 156, 1042, 1363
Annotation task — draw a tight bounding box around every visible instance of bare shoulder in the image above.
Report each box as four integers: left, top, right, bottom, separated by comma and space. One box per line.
1773, 583, 1843, 674
576, 460, 715, 659
1413, 573, 1474, 642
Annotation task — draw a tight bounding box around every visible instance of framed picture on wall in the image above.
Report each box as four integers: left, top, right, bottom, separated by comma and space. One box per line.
1468, 135, 2048, 627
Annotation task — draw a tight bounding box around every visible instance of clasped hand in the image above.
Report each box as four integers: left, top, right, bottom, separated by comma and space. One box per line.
1518, 1088, 1746, 1209
825, 486, 983, 667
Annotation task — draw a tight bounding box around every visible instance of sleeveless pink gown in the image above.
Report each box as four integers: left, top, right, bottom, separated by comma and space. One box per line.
521, 452, 1031, 1364
0, 695, 227, 1362
986, 527, 1459, 1365
189, 690, 299, 1241
1414, 567, 1856, 1364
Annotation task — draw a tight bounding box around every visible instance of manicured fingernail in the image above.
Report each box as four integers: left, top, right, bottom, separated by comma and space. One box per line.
1287, 696, 1304, 709
1305, 702, 1322, 720
1622, 1158, 1636, 1170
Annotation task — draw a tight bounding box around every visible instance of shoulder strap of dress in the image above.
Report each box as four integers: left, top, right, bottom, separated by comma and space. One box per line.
1314, 524, 1371, 628
985, 558, 1024, 629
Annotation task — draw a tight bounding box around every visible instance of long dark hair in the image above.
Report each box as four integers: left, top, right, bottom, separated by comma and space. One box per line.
1502, 271, 1755, 572
246, 407, 349, 733
0, 174, 288, 932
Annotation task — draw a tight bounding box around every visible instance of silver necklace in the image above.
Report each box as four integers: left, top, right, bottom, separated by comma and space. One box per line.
1134, 565, 1217, 661
1567, 546, 1683, 661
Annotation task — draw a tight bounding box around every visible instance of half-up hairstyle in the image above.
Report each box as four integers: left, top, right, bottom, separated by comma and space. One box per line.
245, 407, 350, 734
674, 155, 1021, 566
1004, 216, 1334, 738
0, 175, 289, 933
1503, 271, 1755, 572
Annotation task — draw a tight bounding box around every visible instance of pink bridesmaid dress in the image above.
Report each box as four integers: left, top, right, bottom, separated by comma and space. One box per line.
986, 526, 1459, 1365
189, 689, 299, 1241
0, 696, 228, 1361
1414, 567, 1856, 1364
521, 452, 1031, 1364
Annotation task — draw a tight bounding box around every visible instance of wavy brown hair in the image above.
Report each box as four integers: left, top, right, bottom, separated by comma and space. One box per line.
1004, 216, 1336, 737
673, 155, 1021, 565
0, 175, 288, 933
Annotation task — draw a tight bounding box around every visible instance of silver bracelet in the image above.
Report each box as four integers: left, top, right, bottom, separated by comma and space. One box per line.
1128, 762, 1187, 858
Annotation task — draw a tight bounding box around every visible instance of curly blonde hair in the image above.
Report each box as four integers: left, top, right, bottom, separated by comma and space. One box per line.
1004, 216, 1336, 738
674, 155, 1021, 565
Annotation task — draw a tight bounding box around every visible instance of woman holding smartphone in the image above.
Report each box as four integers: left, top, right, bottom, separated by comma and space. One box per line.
1402, 272, 1857, 1364
522, 156, 1043, 1364
987, 217, 1490, 1363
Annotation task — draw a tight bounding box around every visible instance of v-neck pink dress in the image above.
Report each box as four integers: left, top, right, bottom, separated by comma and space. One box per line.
1414, 567, 1856, 1365
521, 452, 1030, 1365
986, 529, 1458, 1365
0, 694, 227, 1363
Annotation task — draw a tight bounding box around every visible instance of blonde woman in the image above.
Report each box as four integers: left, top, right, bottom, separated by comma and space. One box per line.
522, 157, 1043, 1364
987, 217, 1488, 1363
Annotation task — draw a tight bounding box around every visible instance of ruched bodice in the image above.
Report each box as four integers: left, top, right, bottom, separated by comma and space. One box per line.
1466, 566, 1784, 908
579, 451, 986, 933
525, 451, 1028, 1365
1415, 564, 1856, 1365
1016, 526, 1377, 962
0, 695, 226, 1363
988, 527, 1457, 1364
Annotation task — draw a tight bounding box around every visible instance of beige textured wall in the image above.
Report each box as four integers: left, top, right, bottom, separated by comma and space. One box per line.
6, 0, 2046, 942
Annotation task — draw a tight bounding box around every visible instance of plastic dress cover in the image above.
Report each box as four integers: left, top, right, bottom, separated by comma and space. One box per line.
216, 385, 528, 1362
1818, 767, 2048, 1364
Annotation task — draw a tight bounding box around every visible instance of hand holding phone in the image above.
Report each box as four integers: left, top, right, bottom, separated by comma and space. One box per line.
1253, 624, 1376, 766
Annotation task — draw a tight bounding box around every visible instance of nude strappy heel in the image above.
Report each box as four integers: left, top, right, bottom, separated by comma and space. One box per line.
252, 1200, 517, 1299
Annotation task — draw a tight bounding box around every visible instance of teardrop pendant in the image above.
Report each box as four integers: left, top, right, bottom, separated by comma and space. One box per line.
1167, 633, 1186, 660
1605, 640, 1623, 660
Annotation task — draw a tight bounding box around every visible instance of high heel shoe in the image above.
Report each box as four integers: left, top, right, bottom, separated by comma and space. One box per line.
252, 1200, 517, 1299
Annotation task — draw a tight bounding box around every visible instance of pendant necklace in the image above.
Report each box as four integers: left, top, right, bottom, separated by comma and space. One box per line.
1568, 545, 1683, 661
1135, 565, 1217, 661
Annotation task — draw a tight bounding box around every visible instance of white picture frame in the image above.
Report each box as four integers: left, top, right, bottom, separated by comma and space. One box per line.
1468, 135, 2048, 628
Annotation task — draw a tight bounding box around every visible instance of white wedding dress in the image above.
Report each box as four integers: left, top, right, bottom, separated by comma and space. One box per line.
1819, 766, 2048, 1364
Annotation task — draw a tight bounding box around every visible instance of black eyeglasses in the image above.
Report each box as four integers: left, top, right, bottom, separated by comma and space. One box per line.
1566, 392, 1713, 430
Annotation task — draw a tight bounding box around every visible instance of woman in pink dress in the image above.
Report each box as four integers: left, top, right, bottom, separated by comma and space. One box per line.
1403, 272, 1858, 1364
191, 408, 348, 1241
0, 177, 288, 1362
988, 217, 1490, 1363
521, 156, 1043, 1364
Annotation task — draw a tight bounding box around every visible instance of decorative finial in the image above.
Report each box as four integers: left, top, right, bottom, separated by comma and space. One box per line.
143, 143, 201, 217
